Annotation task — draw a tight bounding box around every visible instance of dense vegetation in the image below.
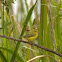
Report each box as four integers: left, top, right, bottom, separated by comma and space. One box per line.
0, 0, 62, 62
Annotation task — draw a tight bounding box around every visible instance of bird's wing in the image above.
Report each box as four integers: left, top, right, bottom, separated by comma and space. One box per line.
24, 33, 36, 38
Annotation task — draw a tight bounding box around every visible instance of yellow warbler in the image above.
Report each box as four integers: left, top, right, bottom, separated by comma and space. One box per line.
24, 26, 38, 41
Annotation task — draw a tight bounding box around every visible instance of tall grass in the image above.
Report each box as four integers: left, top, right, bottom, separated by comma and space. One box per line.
0, 0, 62, 62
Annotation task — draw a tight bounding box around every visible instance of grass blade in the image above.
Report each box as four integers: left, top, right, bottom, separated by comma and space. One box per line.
0, 47, 24, 62
10, 1, 37, 62
0, 50, 8, 62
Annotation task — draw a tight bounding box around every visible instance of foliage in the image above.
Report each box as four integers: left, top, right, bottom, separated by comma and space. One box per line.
0, 0, 62, 62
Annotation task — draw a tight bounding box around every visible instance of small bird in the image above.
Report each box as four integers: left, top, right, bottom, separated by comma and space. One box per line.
23, 26, 38, 41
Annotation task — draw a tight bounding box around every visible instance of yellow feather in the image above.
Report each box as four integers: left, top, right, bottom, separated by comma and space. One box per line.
24, 27, 38, 41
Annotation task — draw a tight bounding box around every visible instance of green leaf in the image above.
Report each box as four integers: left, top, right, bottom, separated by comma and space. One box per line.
0, 50, 8, 62
10, 1, 37, 62
0, 47, 24, 62
4, 11, 10, 21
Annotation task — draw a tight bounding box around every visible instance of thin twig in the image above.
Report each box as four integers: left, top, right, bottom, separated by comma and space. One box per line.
2, 0, 4, 35
27, 55, 57, 62
27, 55, 46, 62
48, 0, 56, 46
0, 35, 62, 57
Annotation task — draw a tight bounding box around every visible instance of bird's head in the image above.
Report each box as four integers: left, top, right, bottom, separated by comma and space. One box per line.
33, 25, 38, 32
